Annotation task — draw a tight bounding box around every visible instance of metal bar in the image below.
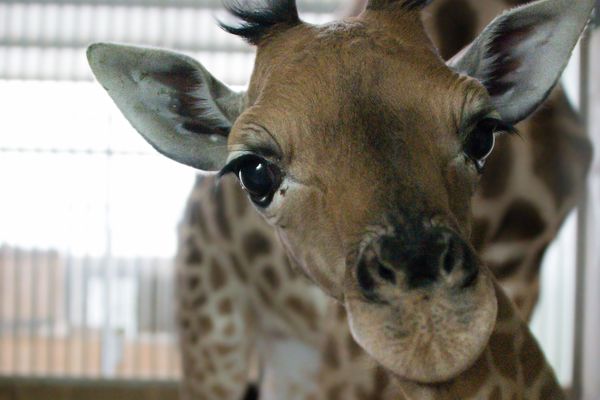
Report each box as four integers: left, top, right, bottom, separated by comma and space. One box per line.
134, 258, 142, 378
0, 0, 341, 13
12, 249, 20, 374
0, 148, 151, 156
150, 259, 158, 377
80, 255, 88, 377
64, 249, 73, 376
0, 39, 253, 54
573, 5, 599, 398
573, 1, 600, 400
46, 251, 57, 376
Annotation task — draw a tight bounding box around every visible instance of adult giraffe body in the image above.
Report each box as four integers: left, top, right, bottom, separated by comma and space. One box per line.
87, 0, 595, 398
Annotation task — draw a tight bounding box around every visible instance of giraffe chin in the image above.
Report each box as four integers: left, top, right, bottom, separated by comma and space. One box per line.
344, 264, 498, 384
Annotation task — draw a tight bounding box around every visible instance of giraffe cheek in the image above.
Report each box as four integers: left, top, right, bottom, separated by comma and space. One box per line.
275, 229, 345, 301
445, 158, 476, 234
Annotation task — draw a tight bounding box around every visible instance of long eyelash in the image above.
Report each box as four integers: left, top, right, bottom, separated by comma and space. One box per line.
218, 154, 255, 178
493, 119, 518, 136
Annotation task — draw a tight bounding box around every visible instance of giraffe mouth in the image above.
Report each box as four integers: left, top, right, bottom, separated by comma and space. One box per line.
342, 221, 498, 383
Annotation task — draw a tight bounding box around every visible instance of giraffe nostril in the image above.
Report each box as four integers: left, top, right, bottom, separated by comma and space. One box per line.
356, 258, 376, 293
442, 242, 456, 274
377, 262, 396, 284
442, 235, 464, 274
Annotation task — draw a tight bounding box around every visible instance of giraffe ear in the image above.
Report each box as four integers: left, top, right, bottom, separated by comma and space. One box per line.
87, 43, 246, 171
448, 0, 595, 124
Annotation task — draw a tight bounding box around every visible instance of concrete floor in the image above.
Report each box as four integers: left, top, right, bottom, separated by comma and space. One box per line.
0, 378, 178, 400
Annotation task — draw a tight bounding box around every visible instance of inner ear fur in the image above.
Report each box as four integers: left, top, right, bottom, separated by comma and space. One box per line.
87, 42, 246, 171
448, 0, 595, 124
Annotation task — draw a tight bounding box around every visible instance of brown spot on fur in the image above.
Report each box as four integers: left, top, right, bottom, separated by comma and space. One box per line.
210, 258, 227, 290
202, 348, 216, 371
231, 180, 249, 218
214, 183, 232, 240
212, 384, 230, 398
179, 316, 191, 330
257, 285, 272, 306
327, 384, 345, 400
433, 0, 478, 60
215, 344, 236, 355
489, 386, 501, 400
372, 366, 390, 397
493, 200, 546, 242
540, 374, 563, 399
198, 316, 213, 335
489, 332, 518, 381
453, 352, 490, 398
479, 134, 514, 199
335, 304, 347, 321
243, 231, 271, 263
285, 297, 318, 330
262, 265, 280, 289
513, 295, 526, 313
282, 255, 297, 279
527, 244, 548, 282
347, 331, 363, 359
471, 218, 490, 252
185, 239, 204, 265
188, 333, 199, 345
496, 290, 513, 322
229, 253, 248, 282
219, 298, 233, 314
529, 90, 592, 207
187, 275, 201, 290
187, 200, 211, 240
323, 337, 340, 368
488, 257, 522, 280
192, 293, 208, 308
520, 330, 545, 387
354, 386, 373, 400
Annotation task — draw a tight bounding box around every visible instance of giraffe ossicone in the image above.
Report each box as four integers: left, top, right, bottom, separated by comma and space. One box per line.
87, 0, 595, 396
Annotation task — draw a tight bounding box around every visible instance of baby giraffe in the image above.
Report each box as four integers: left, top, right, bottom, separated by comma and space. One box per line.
87, 0, 595, 398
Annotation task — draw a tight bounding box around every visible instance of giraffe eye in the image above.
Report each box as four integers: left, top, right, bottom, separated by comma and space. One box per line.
463, 118, 500, 171
226, 154, 282, 207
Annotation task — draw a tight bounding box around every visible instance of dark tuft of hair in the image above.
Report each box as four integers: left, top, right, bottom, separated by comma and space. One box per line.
403, 0, 434, 9
367, 0, 433, 11
220, 0, 300, 45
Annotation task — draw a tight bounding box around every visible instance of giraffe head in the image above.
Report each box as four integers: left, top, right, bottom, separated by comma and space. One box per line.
87, 0, 594, 384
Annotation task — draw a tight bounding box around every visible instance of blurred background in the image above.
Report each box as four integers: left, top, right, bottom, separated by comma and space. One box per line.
0, 0, 599, 399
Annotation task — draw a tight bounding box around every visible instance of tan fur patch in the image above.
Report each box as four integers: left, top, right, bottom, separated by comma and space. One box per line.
323, 337, 340, 368
262, 265, 280, 289
493, 200, 546, 242
198, 316, 213, 335
219, 298, 233, 314
519, 330, 545, 387
209, 258, 227, 290
243, 231, 272, 263
285, 297, 319, 331
489, 332, 518, 381
229, 253, 248, 282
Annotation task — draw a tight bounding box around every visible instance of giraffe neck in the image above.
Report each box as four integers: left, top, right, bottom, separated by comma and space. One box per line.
396, 279, 563, 400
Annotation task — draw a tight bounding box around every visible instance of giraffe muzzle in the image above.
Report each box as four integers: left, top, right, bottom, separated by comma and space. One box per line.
343, 223, 498, 383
